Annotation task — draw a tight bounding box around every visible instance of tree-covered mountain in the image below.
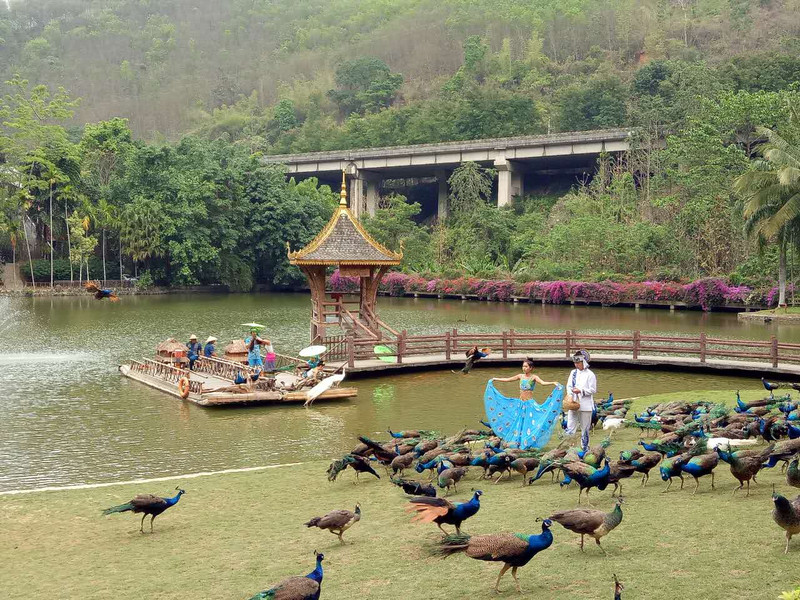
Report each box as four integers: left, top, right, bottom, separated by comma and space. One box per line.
2, 0, 800, 149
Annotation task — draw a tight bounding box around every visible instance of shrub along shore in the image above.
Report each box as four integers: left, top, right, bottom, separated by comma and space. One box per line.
5, 268, 784, 312
333, 271, 781, 311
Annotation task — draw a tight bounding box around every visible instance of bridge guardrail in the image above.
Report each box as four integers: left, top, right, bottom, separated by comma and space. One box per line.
321, 329, 793, 369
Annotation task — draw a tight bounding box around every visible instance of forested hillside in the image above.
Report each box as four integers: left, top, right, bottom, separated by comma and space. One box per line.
2, 0, 800, 299
2, 0, 800, 146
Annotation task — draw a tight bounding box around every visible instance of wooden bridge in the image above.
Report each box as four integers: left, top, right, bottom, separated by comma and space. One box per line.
319, 329, 800, 378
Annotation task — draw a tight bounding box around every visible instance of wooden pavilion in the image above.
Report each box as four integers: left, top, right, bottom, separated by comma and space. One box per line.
288, 172, 402, 343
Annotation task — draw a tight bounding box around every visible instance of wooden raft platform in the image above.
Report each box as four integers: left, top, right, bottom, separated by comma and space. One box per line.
119, 356, 357, 407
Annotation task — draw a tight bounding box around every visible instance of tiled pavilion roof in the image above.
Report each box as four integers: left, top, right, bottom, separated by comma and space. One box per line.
288, 174, 402, 266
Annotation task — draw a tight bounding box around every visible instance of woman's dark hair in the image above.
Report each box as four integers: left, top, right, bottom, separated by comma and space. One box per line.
523, 357, 534, 368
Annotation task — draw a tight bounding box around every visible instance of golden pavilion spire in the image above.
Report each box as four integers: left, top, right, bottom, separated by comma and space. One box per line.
339, 170, 348, 207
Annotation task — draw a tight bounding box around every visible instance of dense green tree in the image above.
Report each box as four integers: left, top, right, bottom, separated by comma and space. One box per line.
447, 162, 496, 215
327, 57, 403, 117
79, 118, 134, 283
361, 194, 433, 272
557, 74, 627, 131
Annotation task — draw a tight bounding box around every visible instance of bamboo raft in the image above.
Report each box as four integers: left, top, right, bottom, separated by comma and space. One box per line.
119, 352, 357, 407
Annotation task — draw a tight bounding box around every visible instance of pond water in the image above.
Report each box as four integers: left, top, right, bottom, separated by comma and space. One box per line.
0, 293, 791, 492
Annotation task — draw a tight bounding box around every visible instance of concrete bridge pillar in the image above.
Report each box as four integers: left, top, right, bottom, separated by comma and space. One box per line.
494, 157, 524, 208
345, 166, 381, 217
362, 172, 381, 217
436, 169, 449, 220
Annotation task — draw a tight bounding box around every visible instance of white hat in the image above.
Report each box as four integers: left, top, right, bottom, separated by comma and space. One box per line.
206, 336, 217, 344
189, 334, 197, 340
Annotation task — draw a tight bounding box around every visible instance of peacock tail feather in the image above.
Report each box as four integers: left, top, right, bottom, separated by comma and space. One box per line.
433, 533, 472, 557
327, 457, 349, 481
102, 502, 134, 515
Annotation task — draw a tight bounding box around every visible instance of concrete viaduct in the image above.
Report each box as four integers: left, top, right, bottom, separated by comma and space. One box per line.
262, 128, 633, 218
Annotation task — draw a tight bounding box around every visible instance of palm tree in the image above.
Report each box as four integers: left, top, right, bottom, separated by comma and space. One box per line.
734, 121, 800, 307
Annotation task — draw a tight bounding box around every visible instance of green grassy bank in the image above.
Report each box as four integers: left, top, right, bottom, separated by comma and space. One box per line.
1, 390, 798, 599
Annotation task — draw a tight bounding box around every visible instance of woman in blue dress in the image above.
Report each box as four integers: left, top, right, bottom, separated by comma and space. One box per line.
485, 357, 564, 450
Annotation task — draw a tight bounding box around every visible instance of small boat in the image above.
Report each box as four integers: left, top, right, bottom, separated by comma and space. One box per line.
119, 343, 357, 407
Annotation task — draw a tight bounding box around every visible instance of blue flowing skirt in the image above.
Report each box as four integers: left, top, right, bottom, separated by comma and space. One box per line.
484, 381, 564, 450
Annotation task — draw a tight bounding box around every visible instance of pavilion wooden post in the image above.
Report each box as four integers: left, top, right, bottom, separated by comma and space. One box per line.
301, 265, 328, 342
445, 331, 451, 360
633, 330, 641, 360
565, 330, 573, 357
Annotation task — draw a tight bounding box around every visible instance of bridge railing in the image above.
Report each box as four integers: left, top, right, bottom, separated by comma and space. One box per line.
320, 329, 800, 369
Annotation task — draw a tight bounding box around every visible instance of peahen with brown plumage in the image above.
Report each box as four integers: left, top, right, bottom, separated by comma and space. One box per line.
389, 445, 415, 476
249, 551, 324, 600
619, 449, 661, 486
434, 518, 553, 594
549, 497, 624, 553
304, 504, 361, 544
772, 489, 800, 553
607, 461, 637, 497
437, 466, 467, 494
508, 457, 541, 486
716, 443, 773, 497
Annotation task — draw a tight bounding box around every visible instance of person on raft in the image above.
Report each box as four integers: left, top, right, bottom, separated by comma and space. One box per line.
235, 366, 262, 392
490, 357, 560, 402
296, 355, 321, 376
564, 349, 597, 448
459, 345, 490, 374
245, 329, 269, 368
186, 334, 202, 370
203, 336, 217, 358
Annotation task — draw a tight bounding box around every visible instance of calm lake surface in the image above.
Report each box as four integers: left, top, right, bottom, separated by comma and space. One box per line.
0, 293, 794, 492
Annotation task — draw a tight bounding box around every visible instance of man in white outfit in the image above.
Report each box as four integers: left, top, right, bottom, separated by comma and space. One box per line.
565, 350, 597, 446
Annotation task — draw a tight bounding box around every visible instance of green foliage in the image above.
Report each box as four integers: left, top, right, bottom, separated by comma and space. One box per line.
557, 73, 627, 131
135, 270, 154, 290
361, 194, 433, 273
448, 162, 496, 215
219, 253, 254, 292
328, 57, 403, 116
21, 258, 120, 281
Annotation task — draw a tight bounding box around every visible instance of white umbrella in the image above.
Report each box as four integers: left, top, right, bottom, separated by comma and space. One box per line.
241, 322, 266, 329
299, 345, 327, 357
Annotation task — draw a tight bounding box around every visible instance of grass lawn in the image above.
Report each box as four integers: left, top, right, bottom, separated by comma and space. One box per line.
2, 389, 799, 599
750, 306, 800, 315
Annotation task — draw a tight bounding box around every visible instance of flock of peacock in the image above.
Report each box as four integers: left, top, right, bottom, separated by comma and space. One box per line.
100, 384, 800, 598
